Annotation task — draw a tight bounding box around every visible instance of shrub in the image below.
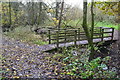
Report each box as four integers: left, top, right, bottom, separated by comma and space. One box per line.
4, 26, 48, 45
60, 48, 116, 79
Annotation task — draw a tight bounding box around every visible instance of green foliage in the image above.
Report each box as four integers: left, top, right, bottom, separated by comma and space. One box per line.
53, 54, 65, 59
62, 19, 82, 28
62, 56, 116, 78
95, 2, 118, 16
0, 3, 23, 26
4, 26, 48, 45
52, 53, 65, 61
33, 40, 48, 45
60, 48, 116, 78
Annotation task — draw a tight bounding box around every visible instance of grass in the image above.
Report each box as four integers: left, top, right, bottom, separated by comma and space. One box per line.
61, 19, 118, 30
63, 20, 118, 30
95, 21, 118, 30
46, 19, 118, 30
64, 19, 82, 27
4, 26, 48, 45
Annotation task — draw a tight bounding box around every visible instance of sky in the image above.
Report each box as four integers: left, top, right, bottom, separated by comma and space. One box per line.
44, 0, 84, 9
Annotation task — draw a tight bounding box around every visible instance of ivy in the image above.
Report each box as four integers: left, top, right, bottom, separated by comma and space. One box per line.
60, 48, 116, 78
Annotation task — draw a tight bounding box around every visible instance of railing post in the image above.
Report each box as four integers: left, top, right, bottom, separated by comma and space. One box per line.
101, 28, 104, 41
78, 28, 80, 41
56, 31, 59, 48
99, 27, 102, 38
111, 28, 114, 40
74, 30, 77, 47
48, 30, 51, 44
64, 28, 67, 43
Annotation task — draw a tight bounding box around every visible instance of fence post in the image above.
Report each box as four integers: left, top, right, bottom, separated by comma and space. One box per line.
74, 30, 77, 47
111, 28, 114, 40
101, 28, 104, 41
99, 27, 102, 38
56, 31, 59, 48
64, 28, 67, 43
48, 30, 51, 44
78, 28, 80, 41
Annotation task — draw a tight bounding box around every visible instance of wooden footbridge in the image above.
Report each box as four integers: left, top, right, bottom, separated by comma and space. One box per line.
38, 27, 116, 52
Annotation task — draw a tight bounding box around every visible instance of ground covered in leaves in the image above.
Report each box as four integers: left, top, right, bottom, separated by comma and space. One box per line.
1, 36, 62, 79
1, 34, 120, 79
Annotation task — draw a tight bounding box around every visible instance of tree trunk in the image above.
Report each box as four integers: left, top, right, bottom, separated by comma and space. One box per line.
89, 0, 95, 61
58, 0, 64, 29
56, 0, 59, 20
38, 2, 42, 26
9, 1, 12, 30
82, 1, 91, 44
90, 1, 94, 41
32, 1, 34, 26
14, 2, 18, 27
82, 0, 95, 61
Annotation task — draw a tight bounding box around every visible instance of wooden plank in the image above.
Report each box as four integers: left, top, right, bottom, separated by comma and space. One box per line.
50, 32, 85, 36
103, 32, 113, 33
102, 28, 113, 29
47, 38, 64, 41
42, 38, 114, 52
103, 36, 112, 38
52, 34, 75, 38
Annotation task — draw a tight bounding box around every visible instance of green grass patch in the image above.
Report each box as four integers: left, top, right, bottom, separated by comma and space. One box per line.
95, 21, 118, 30
33, 40, 48, 45
4, 26, 48, 45
66, 19, 82, 27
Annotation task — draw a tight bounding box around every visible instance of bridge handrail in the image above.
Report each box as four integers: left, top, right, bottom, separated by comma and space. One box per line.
47, 27, 114, 48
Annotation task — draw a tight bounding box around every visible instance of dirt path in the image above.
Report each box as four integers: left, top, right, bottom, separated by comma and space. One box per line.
1, 37, 57, 78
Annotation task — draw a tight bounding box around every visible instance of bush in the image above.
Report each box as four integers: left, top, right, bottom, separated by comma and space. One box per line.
4, 26, 48, 45
60, 48, 116, 79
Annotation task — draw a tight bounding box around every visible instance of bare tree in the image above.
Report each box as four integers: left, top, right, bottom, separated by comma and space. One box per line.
89, 0, 95, 61
9, 0, 12, 30
82, 0, 95, 61
38, 2, 42, 25
55, 0, 60, 20
58, 0, 64, 29
32, 0, 34, 26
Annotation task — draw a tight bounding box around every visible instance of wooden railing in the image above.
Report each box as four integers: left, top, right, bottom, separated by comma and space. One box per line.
47, 27, 114, 48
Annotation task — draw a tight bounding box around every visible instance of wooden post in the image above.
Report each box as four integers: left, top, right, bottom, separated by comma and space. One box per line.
64, 28, 67, 43
99, 27, 102, 38
101, 28, 104, 41
56, 31, 59, 48
111, 28, 114, 40
48, 30, 51, 44
78, 28, 80, 41
74, 30, 77, 47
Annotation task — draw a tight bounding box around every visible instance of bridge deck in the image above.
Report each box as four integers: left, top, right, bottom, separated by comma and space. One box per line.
38, 37, 114, 52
